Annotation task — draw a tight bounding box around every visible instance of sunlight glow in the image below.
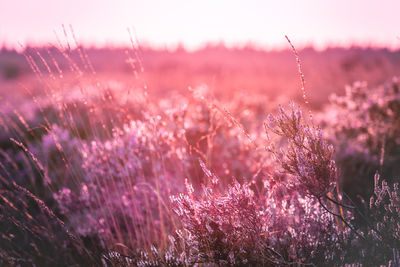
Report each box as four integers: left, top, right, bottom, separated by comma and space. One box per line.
1, 0, 400, 49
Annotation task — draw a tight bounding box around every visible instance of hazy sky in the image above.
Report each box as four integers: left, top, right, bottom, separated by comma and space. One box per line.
1, 0, 400, 50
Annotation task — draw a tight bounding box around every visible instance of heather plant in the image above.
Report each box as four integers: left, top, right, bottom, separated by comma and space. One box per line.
355, 172, 400, 265
327, 172, 400, 266
158, 90, 266, 188
171, 179, 265, 265
261, 101, 400, 265
265, 102, 337, 198
262, 103, 352, 265
169, 99, 343, 265
53, 115, 189, 251
323, 78, 400, 200
170, 162, 340, 265
51, 92, 268, 255
369, 172, 400, 248
258, 179, 341, 265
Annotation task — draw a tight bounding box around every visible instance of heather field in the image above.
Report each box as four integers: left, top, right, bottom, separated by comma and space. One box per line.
0, 40, 400, 266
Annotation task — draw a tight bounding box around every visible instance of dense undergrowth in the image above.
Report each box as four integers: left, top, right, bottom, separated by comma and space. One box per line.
0, 45, 400, 266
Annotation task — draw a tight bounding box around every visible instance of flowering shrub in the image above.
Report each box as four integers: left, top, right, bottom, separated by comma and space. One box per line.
171, 180, 265, 265
358, 172, 400, 265
181, 94, 265, 187
324, 78, 400, 200
266, 103, 337, 198
326, 172, 400, 266
53, 116, 188, 249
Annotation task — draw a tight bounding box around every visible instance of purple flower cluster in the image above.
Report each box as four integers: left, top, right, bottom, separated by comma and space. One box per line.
266, 103, 336, 197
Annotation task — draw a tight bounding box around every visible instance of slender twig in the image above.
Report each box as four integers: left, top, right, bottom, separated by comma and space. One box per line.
318, 197, 365, 240
285, 35, 313, 121
325, 195, 354, 209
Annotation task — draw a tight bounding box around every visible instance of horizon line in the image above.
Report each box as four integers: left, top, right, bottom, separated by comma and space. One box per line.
2, 39, 400, 53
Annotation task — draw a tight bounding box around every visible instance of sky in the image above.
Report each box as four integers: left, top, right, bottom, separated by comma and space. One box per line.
1, 0, 400, 50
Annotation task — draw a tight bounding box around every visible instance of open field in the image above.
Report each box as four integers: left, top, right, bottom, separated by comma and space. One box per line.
1, 45, 400, 266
